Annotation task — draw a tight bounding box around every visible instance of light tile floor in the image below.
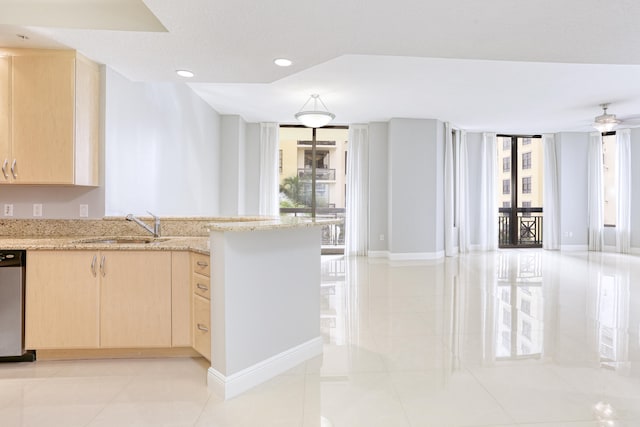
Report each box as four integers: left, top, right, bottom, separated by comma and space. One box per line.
2, 250, 640, 426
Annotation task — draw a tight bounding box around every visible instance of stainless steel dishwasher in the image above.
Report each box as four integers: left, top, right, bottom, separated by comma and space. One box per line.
0, 250, 34, 362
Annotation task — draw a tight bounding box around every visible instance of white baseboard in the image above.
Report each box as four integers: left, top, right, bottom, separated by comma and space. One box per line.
207, 336, 322, 400
630, 247, 640, 256
367, 250, 390, 258
388, 251, 445, 261
560, 244, 588, 251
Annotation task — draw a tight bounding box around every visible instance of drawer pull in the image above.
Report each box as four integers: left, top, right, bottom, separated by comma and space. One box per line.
90, 255, 97, 277
100, 255, 106, 277
196, 283, 209, 291
196, 260, 209, 267
197, 323, 209, 332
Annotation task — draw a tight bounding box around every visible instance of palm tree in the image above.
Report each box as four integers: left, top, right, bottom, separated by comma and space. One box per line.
280, 175, 304, 206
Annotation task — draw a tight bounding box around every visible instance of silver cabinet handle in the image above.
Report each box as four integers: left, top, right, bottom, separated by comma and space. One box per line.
10, 159, 17, 179
197, 324, 209, 332
91, 255, 97, 277
196, 261, 208, 267
99, 255, 106, 277
196, 283, 209, 291
1, 159, 8, 179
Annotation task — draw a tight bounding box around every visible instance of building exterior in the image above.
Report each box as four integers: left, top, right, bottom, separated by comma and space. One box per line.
279, 127, 349, 209
497, 136, 544, 211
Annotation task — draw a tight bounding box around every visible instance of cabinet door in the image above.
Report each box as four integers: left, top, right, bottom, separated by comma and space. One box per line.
11, 53, 75, 184
25, 251, 100, 349
193, 294, 211, 361
100, 251, 172, 348
171, 251, 191, 347
0, 55, 9, 183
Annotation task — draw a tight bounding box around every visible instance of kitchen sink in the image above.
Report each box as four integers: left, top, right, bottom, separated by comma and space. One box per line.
73, 237, 170, 245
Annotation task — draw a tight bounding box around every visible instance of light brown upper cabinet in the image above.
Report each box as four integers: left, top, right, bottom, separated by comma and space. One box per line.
0, 49, 99, 185
0, 55, 10, 182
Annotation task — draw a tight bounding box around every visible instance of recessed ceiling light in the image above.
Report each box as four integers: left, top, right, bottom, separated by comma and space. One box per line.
274, 58, 292, 67
176, 69, 194, 78
16, 34, 29, 40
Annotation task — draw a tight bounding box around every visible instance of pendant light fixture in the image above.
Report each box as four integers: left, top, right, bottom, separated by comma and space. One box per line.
294, 94, 335, 128
593, 103, 620, 133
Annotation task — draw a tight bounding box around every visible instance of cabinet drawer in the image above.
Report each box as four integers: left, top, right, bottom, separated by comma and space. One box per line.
192, 272, 210, 300
191, 253, 210, 277
193, 294, 211, 361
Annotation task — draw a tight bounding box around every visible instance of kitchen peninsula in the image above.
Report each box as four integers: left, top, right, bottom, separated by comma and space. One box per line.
0, 216, 332, 399
206, 217, 328, 399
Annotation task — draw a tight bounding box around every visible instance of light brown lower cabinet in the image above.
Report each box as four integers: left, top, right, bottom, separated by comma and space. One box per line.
192, 294, 211, 361
99, 251, 171, 348
190, 252, 211, 360
25, 251, 100, 349
26, 250, 172, 350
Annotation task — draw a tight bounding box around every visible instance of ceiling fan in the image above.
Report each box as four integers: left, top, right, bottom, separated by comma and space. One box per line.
593, 103, 620, 132
592, 103, 640, 132
591, 102, 640, 133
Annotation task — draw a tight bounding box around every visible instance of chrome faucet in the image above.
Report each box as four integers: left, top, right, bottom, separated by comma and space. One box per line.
126, 211, 161, 237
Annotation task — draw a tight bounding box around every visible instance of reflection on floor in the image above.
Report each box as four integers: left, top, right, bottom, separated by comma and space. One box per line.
2, 250, 640, 426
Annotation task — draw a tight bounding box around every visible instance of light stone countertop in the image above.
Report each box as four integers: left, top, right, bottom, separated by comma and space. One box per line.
0, 236, 210, 255
207, 216, 341, 232
0, 217, 339, 254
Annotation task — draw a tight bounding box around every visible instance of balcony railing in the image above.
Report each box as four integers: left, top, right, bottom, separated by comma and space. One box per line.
498, 207, 543, 247
298, 168, 336, 181
280, 207, 345, 252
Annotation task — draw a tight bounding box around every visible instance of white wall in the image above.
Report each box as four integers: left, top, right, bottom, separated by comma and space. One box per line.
368, 122, 389, 253
556, 132, 589, 248
243, 123, 260, 215
210, 227, 321, 376
388, 118, 444, 258
0, 186, 105, 219
104, 67, 221, 217
465, 132, 484, 247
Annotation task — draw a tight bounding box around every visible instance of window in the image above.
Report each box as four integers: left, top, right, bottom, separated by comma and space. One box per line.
503, 179, 510, 194
522, 321, 532, 340
503, 157, 510, 172
498, 135, 543, 248
521, 299, 531, 316
603, 134, 617, 226
304, 150, 329, 169
503, 201, 511, 208
502, 307, 511, 326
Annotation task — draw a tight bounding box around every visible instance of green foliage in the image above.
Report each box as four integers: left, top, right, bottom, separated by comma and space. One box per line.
280, 175, 305, 206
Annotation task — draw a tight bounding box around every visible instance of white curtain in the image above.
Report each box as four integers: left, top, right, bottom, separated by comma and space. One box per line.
458, 131, 470, 253
345, 124, 369, 256
444, 122, 456, 256
616, 129, 631, 253
258, 123, 280, 216
479, 133, 498, 251
542, 134, 560, 250
587, 132, 604, 251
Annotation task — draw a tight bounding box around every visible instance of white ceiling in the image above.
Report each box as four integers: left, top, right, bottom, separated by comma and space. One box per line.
3, 0, 640, 133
